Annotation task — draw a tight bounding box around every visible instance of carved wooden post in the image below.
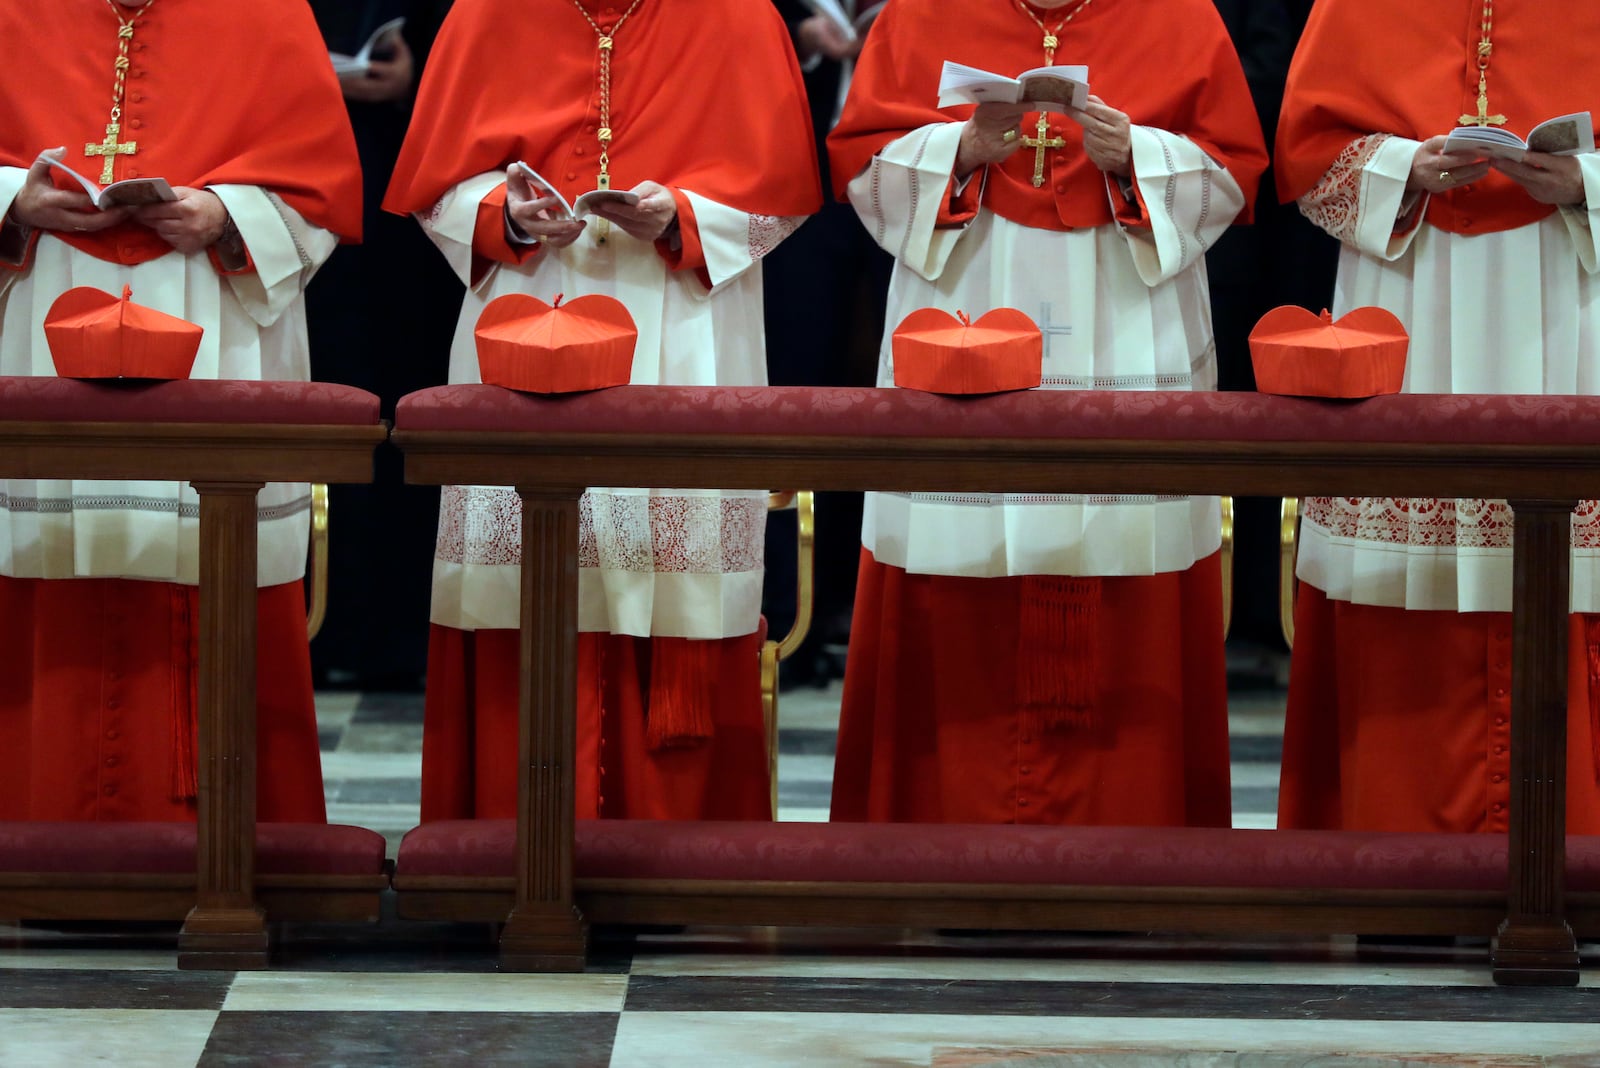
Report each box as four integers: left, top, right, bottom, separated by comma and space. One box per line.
499, 487, 588, 970
178, 481, 268, 970
1492, 499, 1580, 986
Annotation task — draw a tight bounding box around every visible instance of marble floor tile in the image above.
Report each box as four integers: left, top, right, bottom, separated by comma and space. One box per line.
0, 950, 178, 971
328, 777, 422, 804
0, 968, 230, 1010
608, 1012, 1600, 1067
351, 692, 427, 725
336, 723, 427, 754
319, 750, 423, 780
199, 1010, 615, 1068
0, 1008, 216, 1068
313, 691, 361, 727
222, 971, 627, 1013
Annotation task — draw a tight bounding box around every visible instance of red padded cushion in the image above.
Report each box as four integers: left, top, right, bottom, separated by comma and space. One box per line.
0, 377, 382, 426
394, 385, 1600, 448
0, 821, 387, 876
395, 820, 1600, 892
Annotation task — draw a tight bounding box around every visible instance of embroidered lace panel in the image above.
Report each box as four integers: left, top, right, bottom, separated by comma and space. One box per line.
436, 486, 765, 573
1298, 134, 1391, 242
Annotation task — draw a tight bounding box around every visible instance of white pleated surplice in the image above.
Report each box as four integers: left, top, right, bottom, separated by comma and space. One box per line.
417, 172, 806, 637
1294, 136, 1600, 613
850, 122, 1244, 579
0, 168, 335, 587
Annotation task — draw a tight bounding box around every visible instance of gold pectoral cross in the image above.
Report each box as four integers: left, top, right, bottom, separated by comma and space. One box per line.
85, 123, 137, 184
1460, 72, 1508, 128
1020, 113, 1066, 189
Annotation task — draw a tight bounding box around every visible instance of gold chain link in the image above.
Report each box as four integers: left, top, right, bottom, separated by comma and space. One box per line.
104, 0, 157, 124
569, 0, 647, 185
1010, 0, 1093, 64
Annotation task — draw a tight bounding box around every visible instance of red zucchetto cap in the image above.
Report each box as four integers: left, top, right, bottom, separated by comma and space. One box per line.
891, 308, 1043, 395
474, 292, 637, 394
45, 285, 203, 380
1249, 306, 1409, 399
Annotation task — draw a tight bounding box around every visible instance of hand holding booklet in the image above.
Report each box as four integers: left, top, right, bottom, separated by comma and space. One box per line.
937, 61, 1090, 114
1442, 111, 1596, 162
516, 162, 640, 220
330, 16, 406, 76
41, 153, 176, 210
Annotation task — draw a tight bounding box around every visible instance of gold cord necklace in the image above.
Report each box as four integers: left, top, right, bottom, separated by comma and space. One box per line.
1011, 0, 1092, 65
87, 0, 157, 184
569, 0, 648, 243
1012, 0, 1092, 187
1459, 0, 1507, 128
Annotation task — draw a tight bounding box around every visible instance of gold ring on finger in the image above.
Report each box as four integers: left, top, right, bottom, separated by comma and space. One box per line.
1439, 170, 1453, 184
1002, 129, 1018, 144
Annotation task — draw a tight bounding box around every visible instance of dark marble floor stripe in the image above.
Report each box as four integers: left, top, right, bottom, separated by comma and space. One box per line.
199, 1011, 617, 1068
622, 976, 1600, 1023
351, 694, 426, 724
1229, 734, 1283, 764
0, 968, 231, 1010
777, 728, 838, 756
327, 779, 424, 804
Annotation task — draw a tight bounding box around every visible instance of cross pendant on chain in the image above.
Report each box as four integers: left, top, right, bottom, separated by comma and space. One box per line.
85, 123, 137, 184
1460, 74, 1507, 128
1021, 113, 1065, 188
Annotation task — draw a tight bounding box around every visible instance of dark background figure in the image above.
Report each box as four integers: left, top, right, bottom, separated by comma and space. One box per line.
764, 0, 894, 688
305, 0, 458, 690
1205, 0, 1337, 650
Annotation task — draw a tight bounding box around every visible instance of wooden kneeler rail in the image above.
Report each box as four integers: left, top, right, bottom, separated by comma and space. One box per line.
392, 384, 1600, 986
0, 379, 390, 969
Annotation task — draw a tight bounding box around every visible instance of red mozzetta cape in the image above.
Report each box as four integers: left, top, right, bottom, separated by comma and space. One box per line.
384, 0, 821, 266
828, 0, 1267, 232
1278, 0, 1600, 237
0, 1, 362, 266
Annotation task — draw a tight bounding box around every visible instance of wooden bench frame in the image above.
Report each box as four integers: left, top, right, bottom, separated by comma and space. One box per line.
393, 386, 1600, 985
0, 414, 388, 968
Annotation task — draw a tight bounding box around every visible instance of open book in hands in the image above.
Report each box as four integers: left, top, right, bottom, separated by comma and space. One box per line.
331, 16, 406, 76
1442, 112, 1596, 162
516, 162, 641, 220
42, 153, 176, 210
937, 61, 1090, 114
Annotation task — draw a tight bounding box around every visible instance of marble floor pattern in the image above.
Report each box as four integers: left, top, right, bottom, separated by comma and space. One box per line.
8, 643, 1599, 1067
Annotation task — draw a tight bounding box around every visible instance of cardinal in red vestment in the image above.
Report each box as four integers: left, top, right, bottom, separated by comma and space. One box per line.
1276, 0, 1600, 834
0, 0, 361, 821
825, 0, 1266, 825
385, 0, 821, 821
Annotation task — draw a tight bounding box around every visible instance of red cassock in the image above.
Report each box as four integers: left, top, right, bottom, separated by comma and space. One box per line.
825, 0, 1266, 826
385, 0, 821, 821
0, 1, 361, 822
1275, 0, 1600, 834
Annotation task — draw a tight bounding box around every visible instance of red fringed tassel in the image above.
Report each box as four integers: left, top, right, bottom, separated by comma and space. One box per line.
1586, 616, 1600, 783
169, 588, 199, 803
1017, 575, 1101, 734
645, 637, 717, 751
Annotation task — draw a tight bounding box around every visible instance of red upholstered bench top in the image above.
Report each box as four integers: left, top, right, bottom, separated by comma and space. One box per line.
0, 821, 388, 876
0, 378, 382, 426
394, 385, 1600, 448
395, 820, 1600, 893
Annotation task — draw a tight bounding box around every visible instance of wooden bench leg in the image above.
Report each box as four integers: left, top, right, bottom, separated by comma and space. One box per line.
1493, 501, 1579, 986
179, 483, 268, 970
500, 489, 588, 971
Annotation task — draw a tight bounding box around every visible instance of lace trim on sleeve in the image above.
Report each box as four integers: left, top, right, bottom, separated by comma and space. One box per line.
1297, 134, 1392, 243
748, 214, 804, 262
